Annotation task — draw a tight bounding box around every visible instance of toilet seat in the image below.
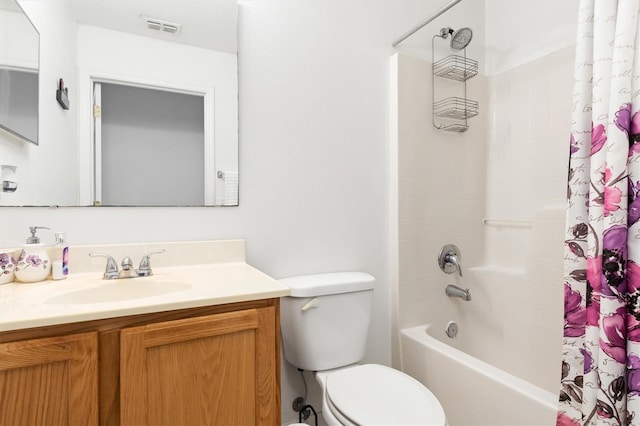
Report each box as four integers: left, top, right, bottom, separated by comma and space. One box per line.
324, 364, 446, 425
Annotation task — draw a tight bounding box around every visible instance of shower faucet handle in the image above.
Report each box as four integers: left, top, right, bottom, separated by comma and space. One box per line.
438, 244, 463, 277
445, 252, 463, 277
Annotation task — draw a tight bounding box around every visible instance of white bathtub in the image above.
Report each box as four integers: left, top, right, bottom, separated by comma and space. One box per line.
400, 322, 558, 425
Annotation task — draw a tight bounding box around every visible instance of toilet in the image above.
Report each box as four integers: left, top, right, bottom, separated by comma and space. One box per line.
280, 272, 446, 426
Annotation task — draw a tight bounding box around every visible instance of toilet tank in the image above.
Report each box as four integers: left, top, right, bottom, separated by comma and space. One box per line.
280, 272, 375, 371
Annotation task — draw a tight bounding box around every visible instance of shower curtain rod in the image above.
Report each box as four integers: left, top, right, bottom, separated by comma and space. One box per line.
392, 0, 463, 47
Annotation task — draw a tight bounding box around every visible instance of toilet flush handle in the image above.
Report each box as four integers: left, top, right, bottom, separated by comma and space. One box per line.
300, 298, 319, 312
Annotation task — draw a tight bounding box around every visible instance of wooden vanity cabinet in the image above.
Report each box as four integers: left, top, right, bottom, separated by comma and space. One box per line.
0, 332, 99, 426
0, 298, 281, 426
120, 305, 278, 425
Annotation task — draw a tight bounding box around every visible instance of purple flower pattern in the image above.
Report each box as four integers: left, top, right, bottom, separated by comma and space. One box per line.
601, 225, 627, 296
629, 354, 640, 397
591, 123, 607, 155
615, 102, 632, 135
560, 23, 640, 422
570, 134, 580, 155
580, 348, 594, 373
15, 249, 49, 271
629, 179, 640, 225
0, 252, 15, 276
564, 283, 584, 337
600, 307, 627, 364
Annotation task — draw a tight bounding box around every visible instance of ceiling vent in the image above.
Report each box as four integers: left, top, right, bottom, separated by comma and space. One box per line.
142, 16, 181, 35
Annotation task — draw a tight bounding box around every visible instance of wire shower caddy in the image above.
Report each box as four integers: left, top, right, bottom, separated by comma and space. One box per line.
432, 37, 479, 133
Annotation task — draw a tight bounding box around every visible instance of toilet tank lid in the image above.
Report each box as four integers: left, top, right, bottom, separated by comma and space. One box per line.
280, 272, 375, 297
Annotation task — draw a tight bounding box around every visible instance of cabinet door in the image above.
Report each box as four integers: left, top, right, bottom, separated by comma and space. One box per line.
0, 331, 99, 426
120, 306, 278, 425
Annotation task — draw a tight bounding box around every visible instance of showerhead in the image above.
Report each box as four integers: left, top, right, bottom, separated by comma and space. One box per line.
438, 27, 473, 51
451, 27, 472, 50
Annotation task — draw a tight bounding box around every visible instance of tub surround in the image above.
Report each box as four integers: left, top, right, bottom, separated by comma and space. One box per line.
0, 239, 290, 332
391, 47, 565, 406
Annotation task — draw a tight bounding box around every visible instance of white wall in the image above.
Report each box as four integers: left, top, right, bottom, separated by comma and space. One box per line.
0, 0, 456, 422
484, 0, 579, 76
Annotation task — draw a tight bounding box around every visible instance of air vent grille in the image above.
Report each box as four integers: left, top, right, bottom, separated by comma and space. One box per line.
142, 16, 181, 35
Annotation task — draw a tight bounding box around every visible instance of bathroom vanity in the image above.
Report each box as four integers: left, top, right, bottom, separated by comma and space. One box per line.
0, 240, 289, 426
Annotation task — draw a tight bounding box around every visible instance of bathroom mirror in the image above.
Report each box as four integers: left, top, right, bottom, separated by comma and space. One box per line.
0, 0, 238, 207
0, 0, 39, 145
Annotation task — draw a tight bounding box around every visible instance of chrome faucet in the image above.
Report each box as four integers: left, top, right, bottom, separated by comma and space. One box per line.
89, 249, 165, 280
438, 244, 463, 277
445, 284, 471, 301
119, 256, 139, 278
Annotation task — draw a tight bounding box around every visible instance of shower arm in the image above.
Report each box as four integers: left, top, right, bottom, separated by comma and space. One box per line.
392, 0, 463, 47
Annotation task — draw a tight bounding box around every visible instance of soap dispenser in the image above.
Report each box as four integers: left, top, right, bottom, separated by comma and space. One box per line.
52, 232, 69, 280
15, 226, 51, 283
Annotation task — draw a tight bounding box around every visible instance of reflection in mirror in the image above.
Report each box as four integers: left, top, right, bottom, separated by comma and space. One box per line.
0, 0, 238, 207
95, 82, 207, 206
0, 0, 39, 144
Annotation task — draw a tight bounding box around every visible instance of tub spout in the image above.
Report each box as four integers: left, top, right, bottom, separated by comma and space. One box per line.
445, 284, 471, 301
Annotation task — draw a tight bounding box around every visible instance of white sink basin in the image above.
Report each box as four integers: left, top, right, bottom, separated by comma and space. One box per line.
45, 280, 192, 304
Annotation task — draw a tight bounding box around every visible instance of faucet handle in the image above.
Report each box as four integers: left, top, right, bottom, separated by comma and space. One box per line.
445, 252, 463, 277
89, 252, 119, 280
138, 249, 165, 277
438, 244, 463, 277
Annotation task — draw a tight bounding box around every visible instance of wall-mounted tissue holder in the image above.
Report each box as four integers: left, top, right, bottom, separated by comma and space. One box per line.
56, 79, 70, 110
1, 165, 18, 192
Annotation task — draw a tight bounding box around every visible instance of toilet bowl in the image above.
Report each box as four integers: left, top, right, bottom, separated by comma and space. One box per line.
316, 364, 446, 426
280, 272, 447, 426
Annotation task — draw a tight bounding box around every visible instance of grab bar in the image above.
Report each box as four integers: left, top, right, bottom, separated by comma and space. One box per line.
482, 218, 532, 228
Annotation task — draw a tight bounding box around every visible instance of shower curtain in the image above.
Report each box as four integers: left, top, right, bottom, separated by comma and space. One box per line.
559, 0, 640, 425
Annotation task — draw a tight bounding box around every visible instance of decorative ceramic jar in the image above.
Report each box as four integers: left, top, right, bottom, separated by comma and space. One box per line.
15, 247, 51, 283
0, 249, 17, 284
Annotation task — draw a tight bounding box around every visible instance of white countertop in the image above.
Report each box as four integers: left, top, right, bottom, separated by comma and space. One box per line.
0, 261, 291, 332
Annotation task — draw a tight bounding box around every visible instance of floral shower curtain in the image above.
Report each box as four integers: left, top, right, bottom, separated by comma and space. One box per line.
559, 0, 640, 425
